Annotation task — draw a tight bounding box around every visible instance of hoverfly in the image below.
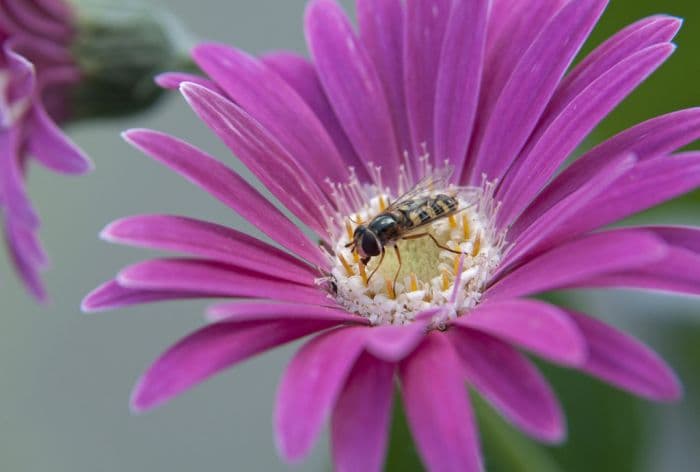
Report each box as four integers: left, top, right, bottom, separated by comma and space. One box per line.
345, 167, 466, 291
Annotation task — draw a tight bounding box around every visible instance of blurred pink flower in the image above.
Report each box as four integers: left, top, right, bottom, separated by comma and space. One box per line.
1, 0, 91, 299
86, 0, 699, 470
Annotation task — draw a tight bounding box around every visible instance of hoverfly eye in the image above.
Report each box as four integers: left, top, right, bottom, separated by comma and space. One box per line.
361, 233, 381, 257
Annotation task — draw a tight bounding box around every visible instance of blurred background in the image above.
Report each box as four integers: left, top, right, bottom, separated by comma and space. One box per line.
1, 0, 699, 470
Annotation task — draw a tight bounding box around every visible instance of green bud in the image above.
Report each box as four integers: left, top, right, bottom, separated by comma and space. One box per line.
68, 0, 195, 121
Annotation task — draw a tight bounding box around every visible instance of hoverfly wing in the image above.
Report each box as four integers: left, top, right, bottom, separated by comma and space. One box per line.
385, 166, 455, 211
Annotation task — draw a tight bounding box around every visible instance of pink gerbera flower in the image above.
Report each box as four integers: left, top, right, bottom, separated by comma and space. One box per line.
1, 0, 91, 299
85, 0, 700, 470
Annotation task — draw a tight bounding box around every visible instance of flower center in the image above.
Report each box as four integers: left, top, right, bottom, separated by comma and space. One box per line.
322, 167, 504, 326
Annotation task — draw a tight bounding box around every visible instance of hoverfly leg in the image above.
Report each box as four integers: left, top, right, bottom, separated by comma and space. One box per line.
403, 232, 464, 255
393, 246, 402, 296
366, 249, 385, 284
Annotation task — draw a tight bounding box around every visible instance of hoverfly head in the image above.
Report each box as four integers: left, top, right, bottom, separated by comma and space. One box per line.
357, 226, 381, 258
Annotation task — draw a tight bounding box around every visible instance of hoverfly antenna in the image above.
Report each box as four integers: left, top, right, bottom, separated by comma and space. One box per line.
348, 215, 362, 225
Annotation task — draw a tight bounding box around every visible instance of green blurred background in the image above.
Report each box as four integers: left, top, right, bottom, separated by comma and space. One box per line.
0, 1, 699, 471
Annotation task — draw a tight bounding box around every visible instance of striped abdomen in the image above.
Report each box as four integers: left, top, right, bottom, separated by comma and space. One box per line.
397, 194, 458, 229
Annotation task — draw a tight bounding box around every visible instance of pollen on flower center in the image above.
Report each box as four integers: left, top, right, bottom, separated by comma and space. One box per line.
321, 164, 504, 326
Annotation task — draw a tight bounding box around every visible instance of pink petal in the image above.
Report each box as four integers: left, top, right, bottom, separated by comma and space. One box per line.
192, 43, 349, 185
399, 333, 482, 472
486, 229, 667, 300
101, 214, 316, 286
433, 0, 488, 174
356, 0, 412, 158
132, 319, 335, 412
502, 153, 635, 269
566, 310, 682, 401
364, 320, 428, 362
548, 152, 700, 242
154, 72, 221, 93
518, 108, 700, 230
305, 0, 401, 188
275, 327, 368, 462
179, 82, 330, 235
453, 299, 586, 366
4, 221, 47, 301
117, 258, 329, 306
27, 104, 93, 174
552, 15, 681, 116
122, 129, 326, 267
34, 0, 74, 24
449, 328, 565, 443
576, 246, 700, 296
4, 218, 47, 267
331, 353, 394, 472
467, 0, 607, 184
81, 280, 208, 313
476, 0, 565, 156
0, 127, 40, 227
2, 0, 71, 39
403, 0, 450, 164
497, 43, 675, 226
261, 52, 362, 172
205, 301, 366, 325
646, 226, 700, 253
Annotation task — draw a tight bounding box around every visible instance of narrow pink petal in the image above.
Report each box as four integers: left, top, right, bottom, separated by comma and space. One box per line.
548, 153, 700, 241
403, 0, 450, 163
7, 36, 73, 73
486, 229, 667, 300
4, 222, 47, 301
192, 43, 349, 185
179, 82, 330, 235
331, 353, 394, 472
205, 301, 366, 325
498, 43, 675, 226
261, 52, 362, 171
2, 41, 35, 109
275, 327, 368, 462
26, 104, 93, 174
132, 319, 335, 412
364, 320, 428, 362
566, 310, 682, 401
0, 127, 40, 227
399, 333, 482, 472
518, 108, 700, 230
551, 15, 681, 116
117, 258, 329, 306
453, 299, 586, 366
449, 328, 565, 443
122, 129, 326, 267
81, 280, 208, 313
34, 0, 73, 23
305, 0, 401, 189
646, 226, 700, 253
2, 0, 70, 39
467, 0, 607, 184
357, 0, 412, 157
475, 0, 565, 155
575, 246, 700, 296
154, 72, 221, 93
5, 218, 47, 267
101, 214, 316, 286
433, 0, 488, 173
502, 153, 635, 269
